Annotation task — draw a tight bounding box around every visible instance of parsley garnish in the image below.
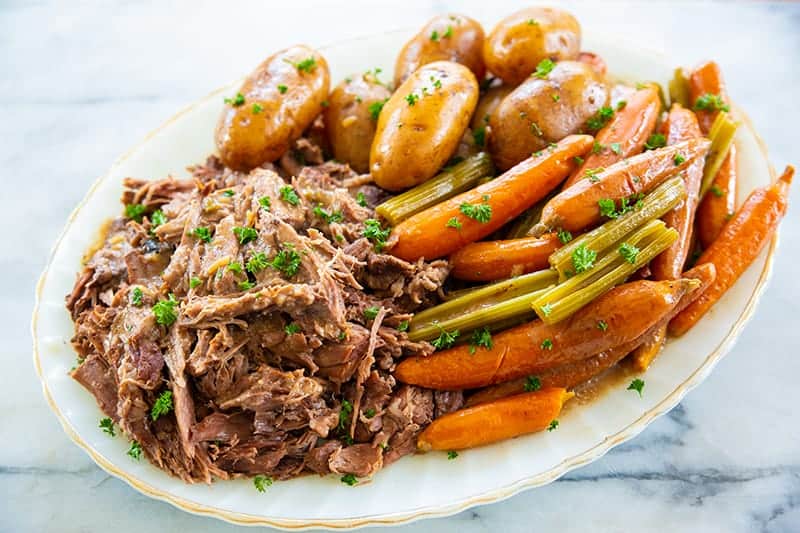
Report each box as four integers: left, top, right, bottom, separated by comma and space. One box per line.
618, 242, 640, 264
285, 323, 301, 335
447, 450, 459, 460
127, 441, 142, 460
644, 133, 667, 150
468, 327, 493, 354
432, 324, 459, 350
150, 390, 174, 421
540, 338, 553, 350
628, 378, 645, 397
368, 98, 388, 121
363, 219, 391, 251
397, 321, 409, 332
598, 194, 643, 219
597, 320, 608, 331
224, 92, 245, 106
338, 399, 353, 431
227, 261, 243, 274
547, 420, 559, 431
277, 84, 288, 94
573, 156, 584, 166
258, 196, 271, 211
152, 294, 179, 326
269, 244, 302, 277
540, 303, 553, 317
552, 93, 560, 102
584, 167, 605, 183
99, 417, 115, 437
586, 106, 614, 132
238, 280, 255, 291
254, 475, 273, 492
534, 58, 555, 78
251, 103, 263, 114
190, 226, 213, 243
246, 252, 269, 274
189, 276, 202, 289
472, 126, 486, 147
710, 184, 724, 197
446, 217, 462, 230
524, 376, 541, 392
125, 203, 146, 222
313, 205, 344, 224
233, 226, 258, 245
592, 141, 605, 154
279, 185, 300, 206
610, 142, 622, 155
443, 25, 453, 38
430, 30, 440, 41
405, 93, 419, 106
364, 306, 380, 320
130, 287, 143, 306
459, 201, 492, 223
150, 209, 167, 228
694, 93, 729, 112
674, 153, 686, 166
571, 244, 597, 274
616, 100, 628, 110
527, 18, 538, 25
285, 57, 317, 73
340, 474, 358, 486
557, 229, 573, 244
364, 408, 377, 418
356, 192, 368, 207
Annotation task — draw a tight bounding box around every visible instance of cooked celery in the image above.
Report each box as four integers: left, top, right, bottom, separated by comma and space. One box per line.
668, 67, 690, 108
375, 153, 494, 225
411, 269, 557, 330
532, 223, 679, 324
549, 176, 686, 279
700, 111, 739, 198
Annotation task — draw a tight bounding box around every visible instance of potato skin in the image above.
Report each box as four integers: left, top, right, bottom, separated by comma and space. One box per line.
484, 7, 581, 85
470, 82, 514, 149
323, 73, 391, 173
488, 60, 608, 171
394, 14, 485, 87
215, 45, 330, 171
371, 61, 478, 191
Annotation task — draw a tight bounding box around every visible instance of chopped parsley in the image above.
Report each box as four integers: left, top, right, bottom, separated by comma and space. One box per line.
356, 192, 368, 207
405, 93, 419, 106
368, 98, 388, 121
610, 142, 622, 155
547, 419, 559, 431
130, 287, 143, 306
340, 474, 358, 486
251, 103, 263, 114
598, 194, 643, 219
534, 58, 555, 78
618, 242, 640, 264
285, 56, 317, 73
446, 217, 462, 230
363, 219, 391, 251
152, 294, 179, 326
313, 205, 344, 224
226, 261, 243, 274
597, 320, 609, 331
592, 141, 605, 154
338, 399, 353, 431
150, 390, 174, 421
233, 226, 258, 245
552, 93, 560, 102
397, 320, 409, 332
540, 338, 553, 350
277, 84, 288, 94
674, 153, 686, 166
586, 106, 614, 132
524, 376, 541, 392
616, 100, 628, 110
527, 18, 538, 25
447, 450, 459, 460
246, 252, 269, 274
253, 475, 273, 492
269, 243, 302, 277
468, 327, 493, 354
530, 121, 543, 136
99, 417, 116, 437
584, 167, 605, 183
694, 93, 730, 113
710, 184, 724, 197
573, 156, 585, 166
459, 201, 492, 223
320, 100, 329, 108
279, 185, 300, 206
540, 303, 553, 317
190, 226, 213, 243
644, 133, 667, 150
127, 441, 142, 460
125, 203, 147, 222
571, 244, 597, 274
364, 408, 377, 419
258, 196, 272, 211
363, 306, 380, 320
557, 229, 573, 244
238, 280, 255, 291
443, 25, 453, 38
627, 378, 645, 397
150, 209, 167, 228
472, 126, 486, 147
430, 30, 440, 41
224, 92, 245, 106
432, 324, 459, 350
189, 276, 202, 289
284, 323, 301, 335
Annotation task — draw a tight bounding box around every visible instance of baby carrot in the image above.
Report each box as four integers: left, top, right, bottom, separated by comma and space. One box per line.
696, 144, 738, 248
417, 387, 573, 451
670, 166, 794, 336
449, 233, 561, 282
395, 278, 697, 390
688, 60, 729, 135
388, 134, 593, 261
563, 84, 660, 188
537, 138, 711, 233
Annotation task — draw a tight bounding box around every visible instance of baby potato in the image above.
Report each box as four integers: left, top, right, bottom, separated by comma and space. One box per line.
371, 61, 479, 191
215, 45, 330, 171
484, 7, 581, 85
488, 60, 608, 171
323, 72, 392, 174
394, 14, 485, 87
470, 82, 514, 149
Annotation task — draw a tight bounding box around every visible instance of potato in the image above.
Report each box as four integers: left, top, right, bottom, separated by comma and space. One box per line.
215, 45, 330, 171
470, 82, 514, 149
488, 60, 608, 171
394, 14, 485, 87
371, 61, 478, 191
323, 72, 392, 173
484, 7, 581, 85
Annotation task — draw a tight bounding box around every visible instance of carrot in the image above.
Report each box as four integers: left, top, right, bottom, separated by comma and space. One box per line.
449, 233, 561, 282
562, 84, 660, 188
696, 144, 738, 248
577, 51, 607, 76
395, 278, 698, 390
628, 325, 667, 372
417, 387, 573, 451
536, 138, 711, 234
670, 166, 794, 336
650, 104, 704, 280
388, 134, 594, 261
688, 60, 729, 135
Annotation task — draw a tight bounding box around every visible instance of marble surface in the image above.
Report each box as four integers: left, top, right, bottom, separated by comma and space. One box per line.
4, 1, 800, 531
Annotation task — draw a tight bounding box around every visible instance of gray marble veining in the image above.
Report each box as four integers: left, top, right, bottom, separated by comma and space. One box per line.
3, 1, 799, 531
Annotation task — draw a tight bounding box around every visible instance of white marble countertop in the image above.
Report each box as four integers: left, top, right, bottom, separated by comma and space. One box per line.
4, 1, 800, 531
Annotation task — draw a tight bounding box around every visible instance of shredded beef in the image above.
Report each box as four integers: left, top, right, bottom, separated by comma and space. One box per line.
66, 138, 452, 483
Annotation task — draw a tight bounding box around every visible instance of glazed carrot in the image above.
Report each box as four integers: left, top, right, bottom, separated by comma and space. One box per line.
696, 144, 738, 248
577, 51, 607, 76
449, 233, 561, 282
536, 138, 711, 233
395, 278, 698, 390
563, 84, 660, 188
650, 104, 704, 280
388, 134, 594, 261
417, 387, 573, 451
688, 60, 729, 135
670, 166, 794, 336
628, 325, 667, 373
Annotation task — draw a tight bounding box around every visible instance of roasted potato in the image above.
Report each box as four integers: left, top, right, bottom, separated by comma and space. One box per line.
488, 60, 608, 171
470, 82, 514, 149
215, 45, 330, 171
484, 7, 581, 85
323, 72, 392, 173
371, 61, 478, 191
394, 14, 485, 87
